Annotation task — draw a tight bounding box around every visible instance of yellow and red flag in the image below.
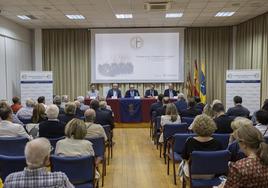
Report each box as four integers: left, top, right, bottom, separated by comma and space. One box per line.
193, 60, 200, 97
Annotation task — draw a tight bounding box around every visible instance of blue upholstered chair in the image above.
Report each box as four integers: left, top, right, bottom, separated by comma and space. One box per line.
153, 116, 161, 148
0, 155, 26, 181
181, 117, 195, 126
102, 124, 112, 165
50, 155, 95, 188
183, 150, 230, 188
212, 134, 230, 149
0, 137, 28, 156
85, 137, 106, 186
48, 136, 65, 154
167, 133, 195, 185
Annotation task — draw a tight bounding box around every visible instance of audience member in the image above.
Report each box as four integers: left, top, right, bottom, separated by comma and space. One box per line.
252, 99, 268, 124
106, 83, 122, 98
213, 103, 233, 134
156, 97, 169, 116
150, 94, 164, 117
180, 114, 222, 177
53, 95, 65, 115
39, 104, 65, 138
255, 110, 268, 136
0, 105, 31, 139
87, 83, 99, 99
60, 95, 69, 109
144, 84, 158, 98
203, 104, 214, 118
125, 84, 140, 98
164, 84, 177, 98
4, 138, 74, 188
37, 96, 47, 109
226, 96, 250, 117
58, 102, 77, 125
11, 96, 22, 114
212, 99, 222, 107
90, 100, 114, 129
174, 93, 187, 113
55, 118, 94, 157
84, 109, 107, 141
74, 100, 84, 117
159, 103, 181, 142
31, 103, 47, 124
0, 100, 23, 125
228, 117, 253, 162
194, 96, 205, 111
222, 125, 268, 187
77, 96, 90, 111
99, 100, 112, 112
16, 98, 35, 120
180, 97, 202, 117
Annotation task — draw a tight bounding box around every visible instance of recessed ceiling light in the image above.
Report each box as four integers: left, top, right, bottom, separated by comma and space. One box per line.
17, 15, 31, 20
66, 15, 85, 20
165, 13, 183, 18
215, 12, 235, 17
115, 14, 133, 19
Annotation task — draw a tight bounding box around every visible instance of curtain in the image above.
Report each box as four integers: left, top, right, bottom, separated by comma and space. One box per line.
236, 13, 268, 103
184, 27, 233, 104
42, 29, 90, 100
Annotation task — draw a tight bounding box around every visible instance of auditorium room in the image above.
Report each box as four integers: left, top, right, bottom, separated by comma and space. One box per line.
1, 0, 268, 187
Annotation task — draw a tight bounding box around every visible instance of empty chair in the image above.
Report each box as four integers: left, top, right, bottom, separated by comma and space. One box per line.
182, 150, 230, 188
0, 155, 26, 181
50, 155, 95, 188
48, 136, 65, 153
181, 117, 195, 126
161, 123, 189, 162
102, 124, 112, 165
0, 137, 28, 156
212, 134, 230, 149
167, 133, 195, 185
85, 137, 106, 186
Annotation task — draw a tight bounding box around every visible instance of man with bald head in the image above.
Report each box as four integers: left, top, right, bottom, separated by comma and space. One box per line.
164, 83, 177, 98
125, 84, 140, 98
106, 83, 122, 98
5, 138, 74, 187
84, 109, 107, 141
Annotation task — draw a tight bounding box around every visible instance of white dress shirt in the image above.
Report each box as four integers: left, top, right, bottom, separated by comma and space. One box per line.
0, 120, 31, 139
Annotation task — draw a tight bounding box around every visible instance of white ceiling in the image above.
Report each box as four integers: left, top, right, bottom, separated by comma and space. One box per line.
0, 0, 267, 28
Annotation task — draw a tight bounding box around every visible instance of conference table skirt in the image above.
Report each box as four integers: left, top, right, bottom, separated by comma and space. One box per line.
84, 98, 157, 123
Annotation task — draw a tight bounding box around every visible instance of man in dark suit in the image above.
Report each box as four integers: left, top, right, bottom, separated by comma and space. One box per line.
180, 97, 202, 117
164, 84, 177, 98
90, 100, 114, 129
125, 85, 140, 98
195, 96, 205, 111
145, 84, 158, 98
226, 96, 250, 118
150, 94, 164, 117
39, 105, 65, 138
213, 103, 233, 134
174, 93, 188, 113
106, 83, 122, 98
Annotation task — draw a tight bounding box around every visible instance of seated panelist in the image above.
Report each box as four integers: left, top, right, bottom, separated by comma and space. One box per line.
144, 84, 158, 98
164, 83, 177, 98
106, 83, 122, 99
125, 85, 140, 98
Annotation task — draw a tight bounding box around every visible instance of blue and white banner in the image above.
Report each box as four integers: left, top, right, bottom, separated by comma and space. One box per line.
226, 70, 261, 115
20, 71, 53, 105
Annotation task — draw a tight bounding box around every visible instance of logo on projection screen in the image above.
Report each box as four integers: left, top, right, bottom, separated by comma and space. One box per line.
130, 36, 143, 49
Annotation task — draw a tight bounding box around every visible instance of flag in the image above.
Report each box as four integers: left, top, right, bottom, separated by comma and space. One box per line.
186, 71, 193, 98
193, 60, 200, 97
200, 62, 206, 103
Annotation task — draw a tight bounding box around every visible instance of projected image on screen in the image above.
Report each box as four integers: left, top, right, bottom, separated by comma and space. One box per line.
92, 30, 184, 83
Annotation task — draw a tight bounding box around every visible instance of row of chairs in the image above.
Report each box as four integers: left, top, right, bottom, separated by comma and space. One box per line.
0, 124, 113, 187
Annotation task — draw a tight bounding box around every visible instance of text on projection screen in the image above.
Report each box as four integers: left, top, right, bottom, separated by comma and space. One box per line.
94, 32, 182, 83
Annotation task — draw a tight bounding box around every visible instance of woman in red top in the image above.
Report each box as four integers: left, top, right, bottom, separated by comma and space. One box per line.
223, 124, 268, 188
11, 96, 22, 114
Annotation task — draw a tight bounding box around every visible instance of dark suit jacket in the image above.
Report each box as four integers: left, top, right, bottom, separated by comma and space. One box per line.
195, 103, 205, 111
75, 108, 84, 118
180, 107, 202, 117
174, 100, 188, 113
125, 89, 140, 98
106, 89, 122, 98
95, 109, 114, 129
58, 114, 77, 125
144, 89, 158, 98
226, 105, 250, 117
150, 101, 163, 117
56, 105, 65, 115
214, 114, 233, 134
39, 120, 65, 138
164, 89, 177, 97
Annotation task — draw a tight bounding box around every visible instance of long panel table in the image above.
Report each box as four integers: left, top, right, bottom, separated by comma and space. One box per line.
85, 98, 157, 123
